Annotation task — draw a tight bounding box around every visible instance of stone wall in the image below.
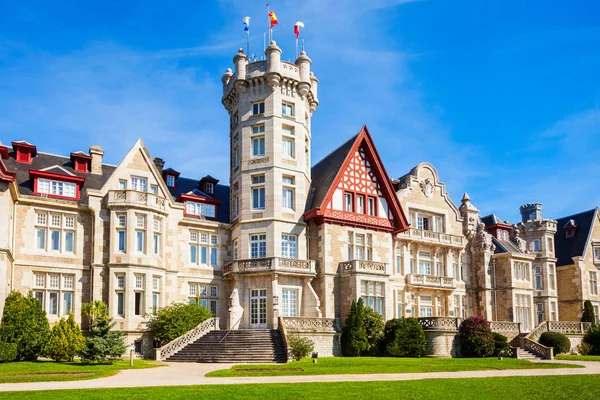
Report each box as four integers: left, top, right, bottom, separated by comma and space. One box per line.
424, 330, 460, 357
287, 331, 341, 357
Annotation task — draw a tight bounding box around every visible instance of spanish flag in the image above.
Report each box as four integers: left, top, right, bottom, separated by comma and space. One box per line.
269, 11, 278, 28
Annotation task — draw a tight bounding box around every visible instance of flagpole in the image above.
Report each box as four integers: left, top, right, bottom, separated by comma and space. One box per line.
267, 3, 271, 43
296, 37, 298, 59
246, 27, 250, 56
263, 32, 266, 57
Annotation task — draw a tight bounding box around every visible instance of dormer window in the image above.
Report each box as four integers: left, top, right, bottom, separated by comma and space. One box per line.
70, 152, 91, 174
186, 201, 216, 218
167, 175, 175, 187
206, 182, 214, 194
12, 141, 37, 164
30, 170, 84, 200
162, 168, 180, 188
564, 219, 577, 239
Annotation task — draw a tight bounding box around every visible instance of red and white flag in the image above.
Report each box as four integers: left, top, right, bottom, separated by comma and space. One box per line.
294, 21, 304, 39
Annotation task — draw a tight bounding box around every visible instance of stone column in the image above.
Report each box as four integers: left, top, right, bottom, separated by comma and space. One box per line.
272, 273, 279, 329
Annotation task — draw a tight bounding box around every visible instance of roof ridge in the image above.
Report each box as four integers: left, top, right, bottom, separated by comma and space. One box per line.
311, 133, 359, 170
556, 208, 597, 221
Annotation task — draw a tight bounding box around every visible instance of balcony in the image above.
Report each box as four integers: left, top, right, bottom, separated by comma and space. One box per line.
397, 228, 465, 247
107, 190, 167, 212
339, 260, 387, 276
223, 257, 316, 277
406, 273, 456, 290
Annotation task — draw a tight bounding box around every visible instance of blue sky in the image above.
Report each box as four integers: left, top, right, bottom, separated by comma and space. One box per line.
0, 0, 599, 223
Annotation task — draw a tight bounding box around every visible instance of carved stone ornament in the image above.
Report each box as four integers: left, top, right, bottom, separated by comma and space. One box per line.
420, 178, 434, 198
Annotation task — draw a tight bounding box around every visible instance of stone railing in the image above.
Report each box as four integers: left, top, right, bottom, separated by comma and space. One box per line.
397, 228, 465, 247
108, 190, 167, 211
282, 317, 340, 332
223, 258, 316, 276
419, 317, 461, 331
339, 260, 387, 275
489, 321, 521, 334
406, 274, 456, 289
548, 321, 592, 334
523, 337, 553, 360
528, 321, 549, 342
155, 317, 219, 361
278, 316, 290, 362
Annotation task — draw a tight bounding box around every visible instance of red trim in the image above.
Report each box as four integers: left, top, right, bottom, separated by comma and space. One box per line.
0, 145, 8, 160
12, 142, 37, 164
70, 152, 91, 174
303, 125, 409, 234
178, 194, 221, 221
0, 160, 16, 182
29, 169, 85, 200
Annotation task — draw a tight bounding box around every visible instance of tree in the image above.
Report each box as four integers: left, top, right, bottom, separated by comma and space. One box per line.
383, 318, 428, 357
459, 316, 494, 357
539, 332, 571, 354
0, 291, 50, 361
46, 313, 85, 361
583, 324, 600, 355
582, 300, 596, 324
340, 299, 369, 357
362, 307, 385, 355
79, 301, 126, 363
146, 302, 213, 347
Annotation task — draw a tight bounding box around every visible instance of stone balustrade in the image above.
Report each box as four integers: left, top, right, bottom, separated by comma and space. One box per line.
406, 274, 456, 289
155, 317, 219, 361
339, 260, 387, 275
397, 228, 465, 247
108, 190, 167, 211
548, 321, 592, 334
523, 337, 553, 360
489, 321, 521, 333
419, 317, 461, 331
223, 257, 316, 276
282, 317, 340, 332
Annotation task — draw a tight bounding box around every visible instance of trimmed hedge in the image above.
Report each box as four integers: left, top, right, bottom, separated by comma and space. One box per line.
0, 342, 17, 362
539, 332, 571, 354
492, 333, 511, 357
383, 318, 427, 357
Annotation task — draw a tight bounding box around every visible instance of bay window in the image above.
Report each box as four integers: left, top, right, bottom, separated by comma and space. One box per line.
360, 281, 384, 315
281, 234, 297, 258
250, 234, 267, 258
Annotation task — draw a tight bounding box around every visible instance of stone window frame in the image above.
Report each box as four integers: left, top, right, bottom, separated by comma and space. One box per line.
250, 234, 267, 259
189, 229, 219, 267
188, 282, 218, 314
281, 234, 297, 259
360, 280, 384, 315
34, 210, 76, 254
32, 271, 75, 318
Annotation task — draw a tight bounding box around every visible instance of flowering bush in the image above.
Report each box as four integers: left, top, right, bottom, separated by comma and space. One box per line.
459, 317, 494, 357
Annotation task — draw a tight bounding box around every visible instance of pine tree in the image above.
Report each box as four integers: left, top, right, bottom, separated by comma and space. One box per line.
341, 299, 369, 356
80, 301, 126, 363
0, 291, 50, 361
582, 300, 596, 324
47, 313, 85, 361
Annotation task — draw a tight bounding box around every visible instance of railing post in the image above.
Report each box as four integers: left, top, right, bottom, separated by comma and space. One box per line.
580, 322, 584, 333
518, 322, 521, 334
546, 320, 550, 332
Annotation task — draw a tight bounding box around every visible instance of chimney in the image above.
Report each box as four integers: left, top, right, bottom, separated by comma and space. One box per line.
89, 145, 104, 175
153, 157, 165, 172
519, 203, 542, 223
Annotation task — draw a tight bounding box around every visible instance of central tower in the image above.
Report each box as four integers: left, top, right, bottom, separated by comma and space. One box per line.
221, 41, 321, 329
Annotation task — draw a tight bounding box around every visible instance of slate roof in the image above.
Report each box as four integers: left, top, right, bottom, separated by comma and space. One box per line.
492, 236, 525, 254
167, 176, 230, 224
554, 208, 598, 267
305, 133, 358, 212
2, 148, 115, 202
481, 214, 509, 227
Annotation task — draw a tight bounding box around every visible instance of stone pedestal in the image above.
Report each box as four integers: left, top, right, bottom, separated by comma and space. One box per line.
424, 330, 460, 357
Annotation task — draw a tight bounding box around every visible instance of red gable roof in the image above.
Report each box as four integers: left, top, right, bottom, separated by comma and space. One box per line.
304, 125, 409, 234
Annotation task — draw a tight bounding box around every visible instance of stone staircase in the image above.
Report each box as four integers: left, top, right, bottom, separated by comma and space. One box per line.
517, 349, 543, 361
165, 329, 288, 363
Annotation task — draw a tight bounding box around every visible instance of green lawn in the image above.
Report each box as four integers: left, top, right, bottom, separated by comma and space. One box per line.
206, 357, 580, 377
556, 355, 600, 362
0, 359, 163, 383
1, 375, 599, 399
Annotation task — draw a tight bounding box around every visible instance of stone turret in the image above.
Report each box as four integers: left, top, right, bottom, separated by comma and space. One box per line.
265, 41, 282, 88
520, 203, 543, 223
459, 192, 479, 238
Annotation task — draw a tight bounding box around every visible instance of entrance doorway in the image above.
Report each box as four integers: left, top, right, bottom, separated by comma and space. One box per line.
250, 289, 267, 329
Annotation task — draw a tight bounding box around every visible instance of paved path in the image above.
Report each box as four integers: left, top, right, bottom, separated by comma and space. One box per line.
0, 359, 597, 392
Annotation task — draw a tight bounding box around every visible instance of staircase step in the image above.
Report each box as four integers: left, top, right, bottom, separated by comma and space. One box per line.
165, 329, 287, 364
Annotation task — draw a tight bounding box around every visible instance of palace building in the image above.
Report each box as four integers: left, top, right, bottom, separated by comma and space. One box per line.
0, 42, 598, 357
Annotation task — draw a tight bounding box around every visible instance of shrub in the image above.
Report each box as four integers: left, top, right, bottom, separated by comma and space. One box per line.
146, 302, 213, 347
492, 333, 511, 357
459, 317, 494, 357
0, 342, 17, 363
287, 335, 314, 361
582, 300, 596, 324
539, 332, 571, 355
578, 342, 592, 356
0, 291, 50, 361
80, 301, 127, 363
341, 299, 369, 357
583, 324, 600, 355
46, 313, 85, 361
384, 318, 427, 357
362, 307, 385, 355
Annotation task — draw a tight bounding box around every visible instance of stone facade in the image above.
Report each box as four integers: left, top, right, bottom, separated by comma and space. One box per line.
0, 43, 598, 360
